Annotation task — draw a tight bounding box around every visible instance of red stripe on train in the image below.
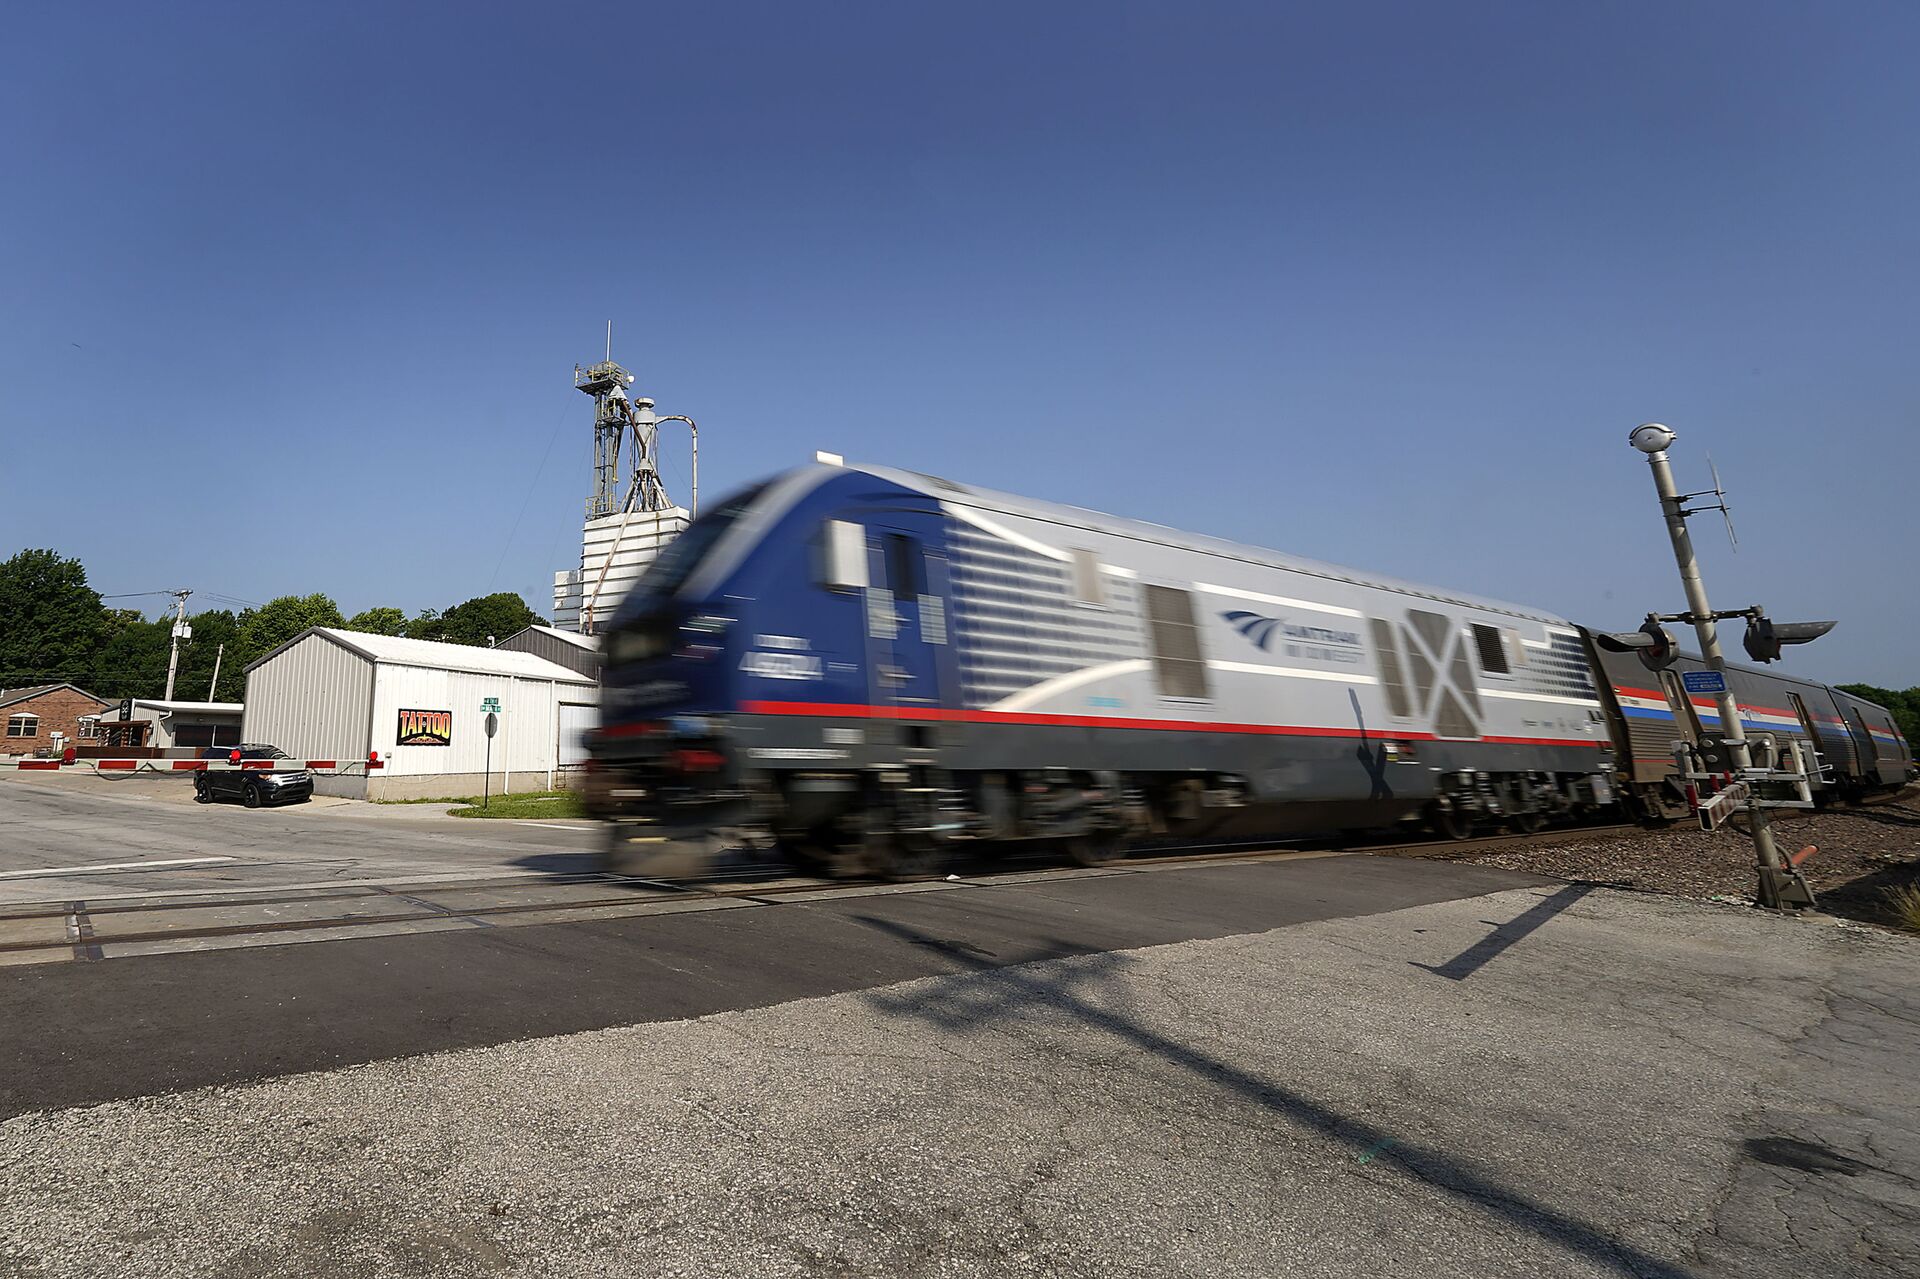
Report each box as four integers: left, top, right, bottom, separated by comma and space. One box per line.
738, 701, 1605, 749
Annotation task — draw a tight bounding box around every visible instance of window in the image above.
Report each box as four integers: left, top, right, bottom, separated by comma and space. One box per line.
6, 713, 38, 738
1505, 629, 1529, 668
884, 534, 921, 596
1369, 618, 1412, 718
1069, 548, 1105, 606
1471, 624, 1509, 674
1143, 585, 1210, 699
819, 520, 867, 591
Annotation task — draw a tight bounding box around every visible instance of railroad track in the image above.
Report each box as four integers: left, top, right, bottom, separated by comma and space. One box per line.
0, 820, 1643, 967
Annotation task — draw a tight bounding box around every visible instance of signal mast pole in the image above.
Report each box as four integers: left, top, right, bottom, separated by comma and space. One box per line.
1627, 424, 1790, 908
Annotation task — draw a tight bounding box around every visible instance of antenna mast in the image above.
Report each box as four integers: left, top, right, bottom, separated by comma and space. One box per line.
555, 325, 702, 633
574, 329, 674, 519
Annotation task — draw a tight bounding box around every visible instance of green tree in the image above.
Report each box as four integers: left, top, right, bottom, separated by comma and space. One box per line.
436, 593, 544, 647
344, 607, 409, 637
405, 609, 446, 642
0, 549, 106, 686
236, 595, 346, 669
89, 612, 171, 700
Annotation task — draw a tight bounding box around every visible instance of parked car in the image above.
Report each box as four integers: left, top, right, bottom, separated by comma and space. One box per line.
194, 745, 313, 808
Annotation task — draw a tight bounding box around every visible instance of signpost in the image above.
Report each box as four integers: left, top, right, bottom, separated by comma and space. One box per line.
483, 711, 499, 809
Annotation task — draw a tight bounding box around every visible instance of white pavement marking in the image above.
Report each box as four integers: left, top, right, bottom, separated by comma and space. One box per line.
0, 856, 238, 880
516, 822, 597, 832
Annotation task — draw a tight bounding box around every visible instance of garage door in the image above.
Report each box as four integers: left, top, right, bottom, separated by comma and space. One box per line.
558, 703, 597, 766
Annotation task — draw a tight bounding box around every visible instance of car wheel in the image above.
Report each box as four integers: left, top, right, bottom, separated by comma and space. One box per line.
194, 778, 213, 804
242, 783, 263, 809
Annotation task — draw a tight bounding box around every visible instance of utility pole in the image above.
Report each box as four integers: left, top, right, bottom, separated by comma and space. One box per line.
1621, 424, 1828, 910
207, 643, 224, 701
162, 589, 192, 702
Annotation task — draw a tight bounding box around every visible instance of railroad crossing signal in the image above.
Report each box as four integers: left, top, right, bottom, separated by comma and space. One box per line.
1741, 616, 1836, 664
1594, 618, 1678, 672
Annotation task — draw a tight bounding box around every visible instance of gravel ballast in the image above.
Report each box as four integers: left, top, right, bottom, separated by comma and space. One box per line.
1411, 788, 1920, 925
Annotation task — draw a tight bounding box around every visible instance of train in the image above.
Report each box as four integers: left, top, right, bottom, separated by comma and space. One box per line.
584, 458, 1912, 877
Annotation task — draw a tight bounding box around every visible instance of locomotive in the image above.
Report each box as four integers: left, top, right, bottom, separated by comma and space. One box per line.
585, 458, 1912, 877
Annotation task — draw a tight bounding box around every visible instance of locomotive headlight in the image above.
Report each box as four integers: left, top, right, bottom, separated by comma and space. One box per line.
1629, 422, 1676, 454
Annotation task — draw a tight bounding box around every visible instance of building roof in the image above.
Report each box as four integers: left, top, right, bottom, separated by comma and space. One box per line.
499, 624, 600, 652
0, 683, 111, 712
247, 627, 595, 684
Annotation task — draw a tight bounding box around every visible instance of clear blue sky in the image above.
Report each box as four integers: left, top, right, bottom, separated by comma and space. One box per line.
3, 2, 1915, 684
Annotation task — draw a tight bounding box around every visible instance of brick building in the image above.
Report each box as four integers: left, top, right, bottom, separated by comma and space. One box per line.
0, 684, 112, 756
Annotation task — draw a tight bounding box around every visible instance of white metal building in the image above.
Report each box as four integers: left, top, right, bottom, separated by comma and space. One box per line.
494, 624, 601, 680
91, 700, 244, 752
242, 628, 599, 800
552, 507, 688, 634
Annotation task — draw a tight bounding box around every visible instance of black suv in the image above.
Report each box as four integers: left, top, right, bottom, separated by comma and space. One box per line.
194, 745, 313, 808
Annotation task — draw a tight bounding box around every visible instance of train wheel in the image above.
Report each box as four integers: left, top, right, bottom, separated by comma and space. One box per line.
781, 832, 837, 874
1507, 807, 1546, 835
1064, 831, 1123, 867
1427, 797, 1473, 841
864, 830, 947, 882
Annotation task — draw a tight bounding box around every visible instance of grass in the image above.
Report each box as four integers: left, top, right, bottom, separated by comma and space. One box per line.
446, 790, 587, 820
1883, 883, 1920, 933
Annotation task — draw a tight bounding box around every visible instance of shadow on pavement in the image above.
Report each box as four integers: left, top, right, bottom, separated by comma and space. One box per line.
1411, 883, 1595, 981
853, 911, 1687, 1279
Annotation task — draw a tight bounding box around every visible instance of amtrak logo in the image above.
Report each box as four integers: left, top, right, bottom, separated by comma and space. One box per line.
1223, 610, 1285, 651
1222, 610, 1362, 654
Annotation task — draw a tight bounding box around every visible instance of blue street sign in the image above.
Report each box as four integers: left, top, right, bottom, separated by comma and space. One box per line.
1682, 670, 1728, 695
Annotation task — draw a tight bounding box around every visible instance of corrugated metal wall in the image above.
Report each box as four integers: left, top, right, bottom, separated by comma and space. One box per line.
241, 635, 375, 793
369, 666, 597, 779
495, 630, 600, 679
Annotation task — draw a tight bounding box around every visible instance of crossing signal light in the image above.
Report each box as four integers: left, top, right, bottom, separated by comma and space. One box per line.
1742, 617, 1835, 663
1595, 621, 1679, 672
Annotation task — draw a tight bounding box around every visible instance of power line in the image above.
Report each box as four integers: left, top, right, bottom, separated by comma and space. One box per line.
490, 395, 575, 594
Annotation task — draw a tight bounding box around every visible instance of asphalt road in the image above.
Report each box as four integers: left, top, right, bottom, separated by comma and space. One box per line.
3, 772, 1917, 1277
0, 849, 1532, 1117
4, 881, 1916, 1278
0, 771, 599, 904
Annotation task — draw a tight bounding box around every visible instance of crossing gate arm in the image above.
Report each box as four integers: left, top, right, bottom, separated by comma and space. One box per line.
4, 758, 385, 775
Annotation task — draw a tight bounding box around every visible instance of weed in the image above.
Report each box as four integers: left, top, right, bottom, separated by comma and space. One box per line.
1881, 882, 1920, 932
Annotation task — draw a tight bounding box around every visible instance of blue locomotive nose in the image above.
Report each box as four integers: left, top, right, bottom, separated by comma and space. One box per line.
599, 605, 738, 730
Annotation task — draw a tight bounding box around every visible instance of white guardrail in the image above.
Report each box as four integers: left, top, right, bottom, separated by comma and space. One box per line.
3, 756, 385, 775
